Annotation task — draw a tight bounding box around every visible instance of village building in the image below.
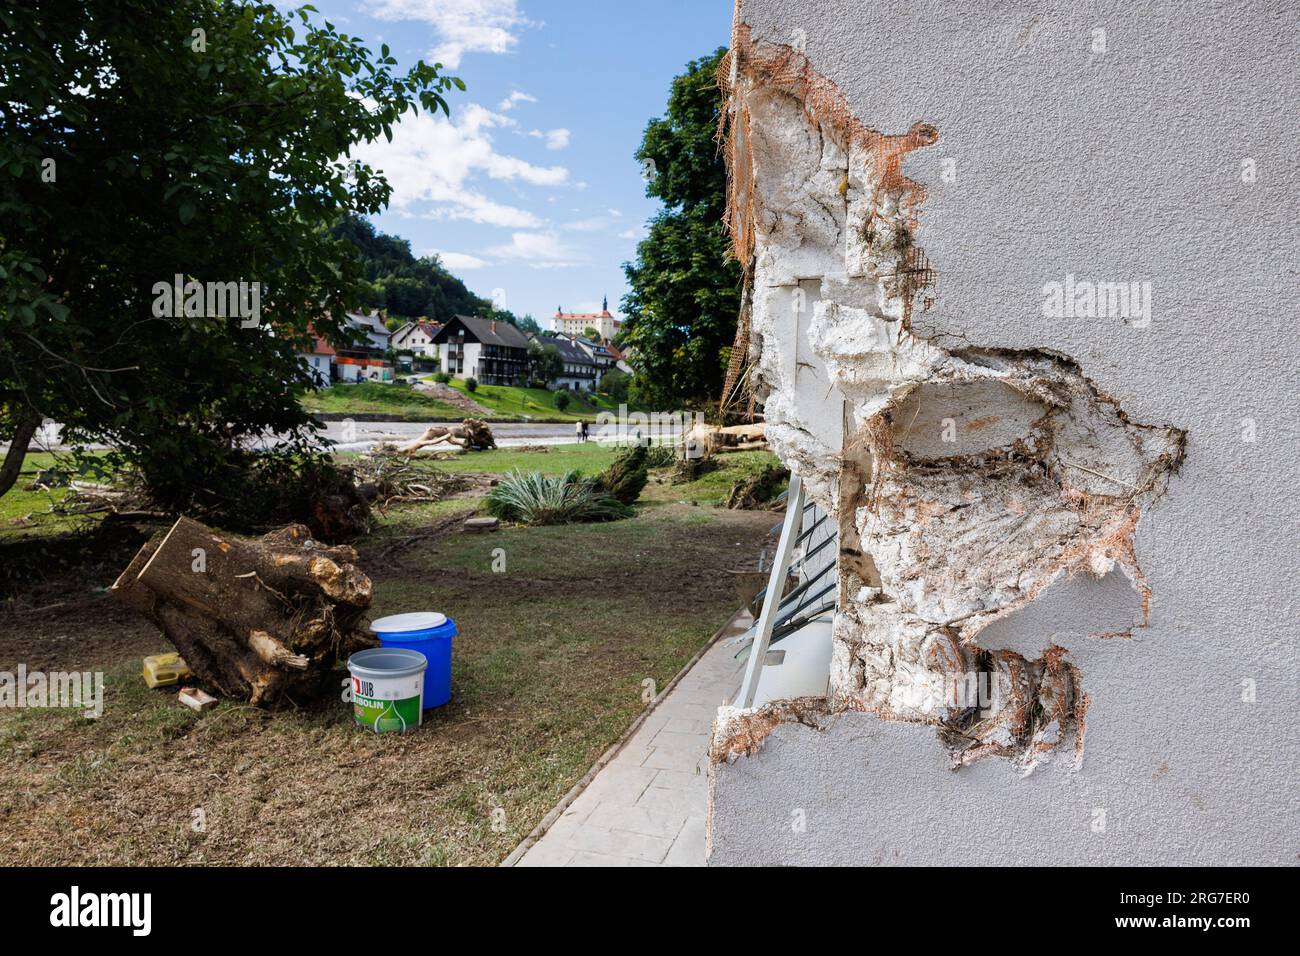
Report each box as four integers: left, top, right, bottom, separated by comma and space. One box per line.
559, 333, 616, 383
390, 319, 441, 356
432, 315, 530, 386
302, 332, 336, 386
335, 310, 393, 382
604, 341, 634, 375
530, 333, 598, 391
553, 297, 621, 342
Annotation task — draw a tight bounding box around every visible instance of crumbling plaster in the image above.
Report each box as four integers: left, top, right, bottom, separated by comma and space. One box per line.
709, 0, 1299, 864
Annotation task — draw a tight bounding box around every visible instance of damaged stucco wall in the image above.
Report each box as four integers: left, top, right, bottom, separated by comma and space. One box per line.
710, 0, 1299, 864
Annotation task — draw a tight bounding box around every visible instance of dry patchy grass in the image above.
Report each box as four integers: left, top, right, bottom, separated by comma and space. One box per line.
0, 480, 773, 865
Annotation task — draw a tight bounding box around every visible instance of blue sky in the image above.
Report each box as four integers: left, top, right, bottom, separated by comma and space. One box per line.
308, 0, 734, 328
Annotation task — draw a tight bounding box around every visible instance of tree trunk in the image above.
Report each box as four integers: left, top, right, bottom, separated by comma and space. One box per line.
0, 409, 41, 499
112, 517, 376, 706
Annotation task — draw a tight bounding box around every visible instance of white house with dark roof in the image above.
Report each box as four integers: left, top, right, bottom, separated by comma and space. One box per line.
344, 310, 392, 351
390, 319, 441, 357
431, 315, 531, 386
562, 333, 616, 381
530, 333, 598, 391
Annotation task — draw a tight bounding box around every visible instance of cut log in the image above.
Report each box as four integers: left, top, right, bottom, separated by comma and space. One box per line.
684, 421, 766, 456
112, 517, 376, 707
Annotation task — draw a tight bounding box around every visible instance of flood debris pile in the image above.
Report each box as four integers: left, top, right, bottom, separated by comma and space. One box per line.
352, 453, 475, 508
112, 517, 376, 707
716, 24, 1185, 772
384, 418, 496, 454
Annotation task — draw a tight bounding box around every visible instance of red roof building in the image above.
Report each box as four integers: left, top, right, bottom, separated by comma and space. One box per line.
554, 296, 621, 342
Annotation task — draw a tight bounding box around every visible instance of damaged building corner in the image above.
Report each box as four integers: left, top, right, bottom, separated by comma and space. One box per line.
714, 20, 1187, 775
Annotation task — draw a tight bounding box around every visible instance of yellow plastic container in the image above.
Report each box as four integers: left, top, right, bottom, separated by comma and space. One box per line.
143, 653, 191, 688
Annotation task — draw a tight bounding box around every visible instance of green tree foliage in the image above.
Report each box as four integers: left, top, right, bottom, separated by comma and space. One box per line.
330, 214, 509, 323
527, 341, 562, 388
0, 0, 461, 508
599, 368, 631, 402
621, 48, 742, 410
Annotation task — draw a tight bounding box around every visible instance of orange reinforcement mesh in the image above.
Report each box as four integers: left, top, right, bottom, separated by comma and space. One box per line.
715, 2, 941, 409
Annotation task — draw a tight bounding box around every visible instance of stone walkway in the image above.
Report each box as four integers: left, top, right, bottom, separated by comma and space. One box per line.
512, 611, 751, 867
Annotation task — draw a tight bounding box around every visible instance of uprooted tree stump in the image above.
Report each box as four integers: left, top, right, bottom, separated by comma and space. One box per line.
394, 418, 496, 454
671, 455, 720, 485
725, 464, 789, 510
112, 517, 376, 707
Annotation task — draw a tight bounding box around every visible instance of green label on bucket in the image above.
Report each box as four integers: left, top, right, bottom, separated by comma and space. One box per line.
354, 693, 421, 732
350, 671, 423, 733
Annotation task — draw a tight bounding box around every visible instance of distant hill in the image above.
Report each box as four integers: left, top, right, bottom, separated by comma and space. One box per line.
332, 215, 534, 331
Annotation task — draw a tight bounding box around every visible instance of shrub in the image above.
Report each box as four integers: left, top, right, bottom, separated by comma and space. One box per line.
434, 372, 451, 384
465, 376, 478, 392
599, 369, 631, 402
141, 450, 371, 541
553, 391, 571, 411
486, 470, 632, 525
642, 443, 676, 468
597, 445, 649, 505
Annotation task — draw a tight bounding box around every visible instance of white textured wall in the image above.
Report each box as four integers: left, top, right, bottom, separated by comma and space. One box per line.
710, 0, 1299, 865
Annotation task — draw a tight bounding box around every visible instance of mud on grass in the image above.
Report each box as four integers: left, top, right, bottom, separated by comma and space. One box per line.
0, 499, 774, 866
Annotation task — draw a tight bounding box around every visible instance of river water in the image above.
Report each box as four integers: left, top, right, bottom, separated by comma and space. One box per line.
7, 420, 686, 454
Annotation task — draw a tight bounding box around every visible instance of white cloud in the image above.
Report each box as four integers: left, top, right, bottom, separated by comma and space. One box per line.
618, 227, 646, 240
524, 127, 569, 150
365, 0, 530, 69
563, 211, 621, 232
488, 231, 583, 268
498, 90, 536, 111
433, 251, 488, 270
351, 101, 566, 228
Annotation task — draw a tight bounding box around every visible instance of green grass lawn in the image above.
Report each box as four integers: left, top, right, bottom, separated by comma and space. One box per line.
432, 444, 782, 508
302, 379, 633, 422
0, 451, 95, 540
300, 381, 463, 419
0, 459, 777, 866
442, 379, 624, 422
645, 451, 783, 505
435, 441, 617, 477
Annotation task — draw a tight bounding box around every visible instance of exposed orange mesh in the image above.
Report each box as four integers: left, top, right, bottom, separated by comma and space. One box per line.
716, 2, 940, 408
719, 271, 752, 417
718, 15, 938, 265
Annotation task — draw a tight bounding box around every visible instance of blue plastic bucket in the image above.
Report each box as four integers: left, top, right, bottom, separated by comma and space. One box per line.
369, 612, 458, 709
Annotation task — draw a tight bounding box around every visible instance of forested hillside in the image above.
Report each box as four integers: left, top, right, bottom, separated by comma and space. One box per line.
332, 215, 533, 329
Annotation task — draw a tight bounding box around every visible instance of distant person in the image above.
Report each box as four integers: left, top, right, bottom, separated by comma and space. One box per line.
575, 421, 584, 443
580, 420, 589, 442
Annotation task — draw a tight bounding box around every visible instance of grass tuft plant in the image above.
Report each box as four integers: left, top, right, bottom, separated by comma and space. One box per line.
485, 469, 633, 525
